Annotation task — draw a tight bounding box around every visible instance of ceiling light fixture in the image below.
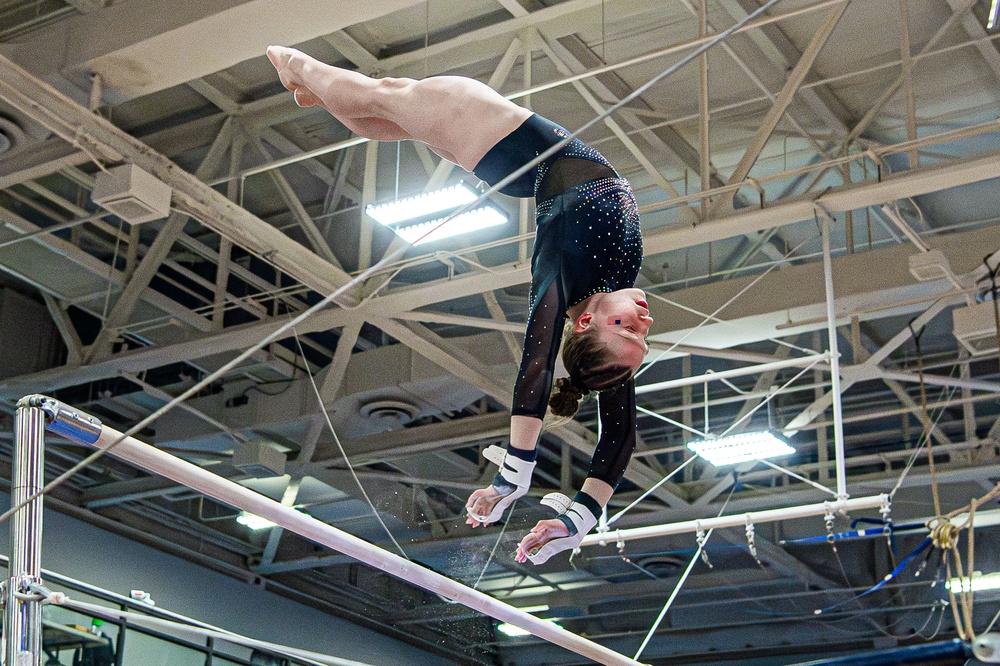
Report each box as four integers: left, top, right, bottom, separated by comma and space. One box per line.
365, 182, 478, 225
517, 605, 550, 614
687, 431, 794, 466
498, 618, 562, 637
946, 572, 1000, 593
365, 181, 508, 245
497, 605, 557, 637
394, 206, 507, 245
235, 511, 277, 530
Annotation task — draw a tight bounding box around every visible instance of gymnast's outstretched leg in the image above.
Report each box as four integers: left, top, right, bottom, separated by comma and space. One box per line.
267, 46, 532, 171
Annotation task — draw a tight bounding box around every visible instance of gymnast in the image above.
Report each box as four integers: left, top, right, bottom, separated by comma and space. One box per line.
267, 46, 652, 565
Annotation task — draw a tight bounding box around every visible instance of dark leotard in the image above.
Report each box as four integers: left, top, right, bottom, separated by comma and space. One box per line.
473, 114, 643, 489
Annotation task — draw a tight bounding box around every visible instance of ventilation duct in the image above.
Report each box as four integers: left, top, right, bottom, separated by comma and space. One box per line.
359, 399, 420, 429
953, 300, 999, 355
0, 116, 24, 156
232, 440, 286, 478
908, 249, 951, 282
92, 164, 171, 223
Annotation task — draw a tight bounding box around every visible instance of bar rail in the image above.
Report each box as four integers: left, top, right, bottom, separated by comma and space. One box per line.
581, 495, 890, 546
32, 395, 646, 666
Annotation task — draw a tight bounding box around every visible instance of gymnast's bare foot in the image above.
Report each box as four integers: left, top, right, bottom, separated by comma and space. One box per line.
515, 518, 571, 563
266, 45, 323, 108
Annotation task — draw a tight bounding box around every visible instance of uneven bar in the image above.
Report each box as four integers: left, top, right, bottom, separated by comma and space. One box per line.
581, 495, 889, 546
38, 400, 645, 666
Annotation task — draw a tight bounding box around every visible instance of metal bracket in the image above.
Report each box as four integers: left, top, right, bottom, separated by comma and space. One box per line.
695, 527, 713, 569
16, 395, 102, 444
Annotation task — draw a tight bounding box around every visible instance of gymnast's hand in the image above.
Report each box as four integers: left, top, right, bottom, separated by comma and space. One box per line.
515, 519, 570, 563
464, 486, 504, 528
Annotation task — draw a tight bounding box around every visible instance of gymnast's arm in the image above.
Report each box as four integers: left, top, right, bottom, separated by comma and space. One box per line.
509, 278, 565, 449
588, 378, 637, 487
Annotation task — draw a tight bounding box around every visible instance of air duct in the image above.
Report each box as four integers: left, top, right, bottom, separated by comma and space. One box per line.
908, 249, 951, 282
232, 440, 286, 478
92, 164, 171, 224
953, 300, 999, 355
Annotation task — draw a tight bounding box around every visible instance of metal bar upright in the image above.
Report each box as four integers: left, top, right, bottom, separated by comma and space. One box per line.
821, 215, 849, 499
5, 397, 46, 666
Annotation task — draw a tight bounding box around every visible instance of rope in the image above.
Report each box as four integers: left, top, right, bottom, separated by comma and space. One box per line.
942, 484, 1000, 521
289, 327, 410, 560
905, 314, 989, 643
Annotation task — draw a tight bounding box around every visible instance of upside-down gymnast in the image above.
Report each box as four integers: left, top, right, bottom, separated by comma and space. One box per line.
267, 46, 653, 565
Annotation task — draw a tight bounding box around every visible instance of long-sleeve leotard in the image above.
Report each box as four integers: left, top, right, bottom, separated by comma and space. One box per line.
475, 114, 643, 488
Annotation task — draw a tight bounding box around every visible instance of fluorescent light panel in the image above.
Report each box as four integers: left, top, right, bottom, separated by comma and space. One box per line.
687, 431, 794, 466
498, 618, 562, 637
517, 605, 550, 614
365, 182, 478, 225
236, 511, 277, 530
946, 572, 1000, 593
394, 206, 507, 245
497, 605, 556, 636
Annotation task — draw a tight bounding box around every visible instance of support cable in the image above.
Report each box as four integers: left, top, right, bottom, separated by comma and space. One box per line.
758, 458, 837, 496
637, 235, 815, 379
289, 325, 518, 595
288, 327, 410, 560
604, 454, 698, 527
633, 483, 737, 660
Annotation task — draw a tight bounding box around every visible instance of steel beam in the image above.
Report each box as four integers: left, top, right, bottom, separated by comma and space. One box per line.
724, 2, 849, 187
0, 53, 358, 303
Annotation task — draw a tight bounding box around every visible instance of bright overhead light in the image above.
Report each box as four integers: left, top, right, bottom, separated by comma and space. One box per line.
236, 511, 277, 530
687, 431, 794, 466
498, 605, 556, 636
497, 623, 532, 637
365, 182, 478, 225
946, 572, 1000, 593
498, 618, 562, 637
393, 206, 507, 245
989, 0, 999, 30
517, 605, 550, 614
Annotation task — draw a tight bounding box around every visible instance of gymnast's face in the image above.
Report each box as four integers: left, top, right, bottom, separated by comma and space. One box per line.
574, 288, 653, 373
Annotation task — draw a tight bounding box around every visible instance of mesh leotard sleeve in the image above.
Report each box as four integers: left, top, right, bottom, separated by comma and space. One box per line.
588, 377, 637, 489
511, 278, 564, 418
